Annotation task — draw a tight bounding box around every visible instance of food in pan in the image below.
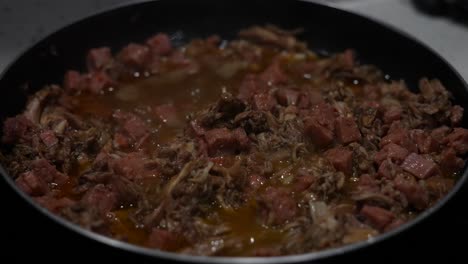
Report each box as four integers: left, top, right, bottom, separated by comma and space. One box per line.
1, 25, 466, 256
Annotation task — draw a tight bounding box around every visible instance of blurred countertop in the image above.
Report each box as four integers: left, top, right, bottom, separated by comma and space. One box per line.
1, 0, 468, 82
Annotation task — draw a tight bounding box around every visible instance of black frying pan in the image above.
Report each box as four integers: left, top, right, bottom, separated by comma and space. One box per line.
1, 0, 467, 263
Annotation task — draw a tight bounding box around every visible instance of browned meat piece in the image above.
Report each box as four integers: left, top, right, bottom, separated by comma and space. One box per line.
374, 143, 409, 165
394, 174, 429, 210
146, 33, 172, 56
401, 153, 438, 179
325, 147, 353, 175
258, 187, 297, 225
335, 116, 361, 144
360, 205, 395, 230
86, 47, 112, 71
445, 128, 468, 155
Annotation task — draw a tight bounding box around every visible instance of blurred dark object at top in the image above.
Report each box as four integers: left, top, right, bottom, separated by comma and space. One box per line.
413, 0, 468, 23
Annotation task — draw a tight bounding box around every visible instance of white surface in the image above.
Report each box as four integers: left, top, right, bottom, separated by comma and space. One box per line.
0, 0, 467, 81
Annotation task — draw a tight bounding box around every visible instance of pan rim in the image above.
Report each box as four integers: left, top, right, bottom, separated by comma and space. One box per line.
1, 0, 467, 262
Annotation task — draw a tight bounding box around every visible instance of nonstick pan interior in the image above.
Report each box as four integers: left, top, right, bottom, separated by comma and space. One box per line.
1, 0, 467, 263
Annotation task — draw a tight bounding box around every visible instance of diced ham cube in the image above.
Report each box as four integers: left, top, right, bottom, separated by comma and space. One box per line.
439, 148, 464, 173
31, 159, 60, 183
86, 47, 112, 71
450, 105, 463, 126
110, 152, 157, 180
360, 205, 394, 230
401, 153, 438, 179
15, 171, 48, 196
204, 128, 249, 155
377, 160, 400, 179
253, 93, 277, 112
304, 103, 337, 146
63, 70, 84, 93
86, 71, 114, 94
258, 187, 297, 225
293, 174, 315, 193
325, 147, 353, 175
380, 127, 417, 153
259, 61, 288, 85
146, 33, 172, 56
40, 130, 58, 147
304, 117, 334, 146
394, 174, 429, 210
1, 115, 34, 144
374, 143, 409, 165
446, 128, 468, 155
335, 116, 361, 144
430, 126, 450, 143
124, 117, 149, 140
276, 88, 299, 106
357, 174, 379, 192
425, 176, 455, 197
383, 106, 402, 124
118, 43, 150, 67
82, 184, 118, 215
410, 129, 439, 154
113, 111, 150, 141
113, 132, 130, 149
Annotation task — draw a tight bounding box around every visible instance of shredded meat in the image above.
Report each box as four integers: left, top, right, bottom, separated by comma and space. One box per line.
1, 25, 465, 257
